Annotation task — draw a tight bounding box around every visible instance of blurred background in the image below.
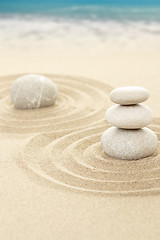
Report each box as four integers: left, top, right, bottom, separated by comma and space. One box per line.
0, 0, 160, 112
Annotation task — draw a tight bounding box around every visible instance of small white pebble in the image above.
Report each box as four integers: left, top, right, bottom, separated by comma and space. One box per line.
110, 86, 149, 105
10, 74, 57, 109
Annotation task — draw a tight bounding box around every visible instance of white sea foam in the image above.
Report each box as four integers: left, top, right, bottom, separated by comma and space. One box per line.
0, 14, 160, 55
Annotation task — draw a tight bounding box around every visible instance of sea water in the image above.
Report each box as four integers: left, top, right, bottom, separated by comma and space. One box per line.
0, 1, 160, 54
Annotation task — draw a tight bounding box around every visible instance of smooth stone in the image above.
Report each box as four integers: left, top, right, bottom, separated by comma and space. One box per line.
110, 86, 149, 105
106, 104, 153, 129
101, 127, 158, 160
10, 74, 57, 109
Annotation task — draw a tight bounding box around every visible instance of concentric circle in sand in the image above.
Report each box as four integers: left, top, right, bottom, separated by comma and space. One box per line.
0, 74, 112, 135
4, 74, 159, 196
19, 121, 160, 196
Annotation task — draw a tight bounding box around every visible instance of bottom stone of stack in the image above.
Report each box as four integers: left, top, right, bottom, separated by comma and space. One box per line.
101, 127, 158, 160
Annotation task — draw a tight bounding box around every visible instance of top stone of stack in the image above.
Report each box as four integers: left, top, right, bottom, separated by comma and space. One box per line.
110, 86, 149, 105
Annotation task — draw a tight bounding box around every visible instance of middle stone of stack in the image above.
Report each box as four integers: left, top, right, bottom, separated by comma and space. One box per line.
106, 105, 152, 130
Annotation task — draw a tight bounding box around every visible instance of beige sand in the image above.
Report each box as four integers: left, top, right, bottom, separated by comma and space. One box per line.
1, 18, 160, 239
0, 72, 160, 240
0, 75, 112, 134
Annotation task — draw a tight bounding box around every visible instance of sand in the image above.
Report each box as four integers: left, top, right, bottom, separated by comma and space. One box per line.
0, 73, 160, 240
0, 73, 159, 196
1, 17, 160, 240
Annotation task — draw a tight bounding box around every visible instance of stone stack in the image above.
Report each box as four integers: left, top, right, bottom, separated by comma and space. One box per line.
101, 86, 158, 160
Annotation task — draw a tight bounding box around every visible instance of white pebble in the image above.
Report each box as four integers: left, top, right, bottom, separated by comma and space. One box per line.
10, 74, 57, 109
101, 127, 158, 160
106, 104, 153, 129
110, 86, 149, 105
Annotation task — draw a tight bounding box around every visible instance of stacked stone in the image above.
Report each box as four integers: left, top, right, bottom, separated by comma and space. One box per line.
101, 86, 158, 160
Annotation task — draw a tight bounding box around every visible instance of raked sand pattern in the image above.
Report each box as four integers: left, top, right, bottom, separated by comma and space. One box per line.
1, 74, 160, 196
0, 74, 112, 135
19, 121, 160, 196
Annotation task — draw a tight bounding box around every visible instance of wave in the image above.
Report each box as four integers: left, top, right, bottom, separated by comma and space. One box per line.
1, 14, 160, 54
0, 5, 160, 21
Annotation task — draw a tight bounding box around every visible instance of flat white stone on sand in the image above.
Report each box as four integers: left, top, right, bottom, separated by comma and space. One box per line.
10, 74, 57, 109
110, 86, 149, 105
106, 104, 153, 129
101, 127, 158, 160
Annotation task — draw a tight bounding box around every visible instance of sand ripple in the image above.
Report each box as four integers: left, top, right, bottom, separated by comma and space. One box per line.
0, 74, 112, 135
3, 74, 159, 196
18, 119, 160, 196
